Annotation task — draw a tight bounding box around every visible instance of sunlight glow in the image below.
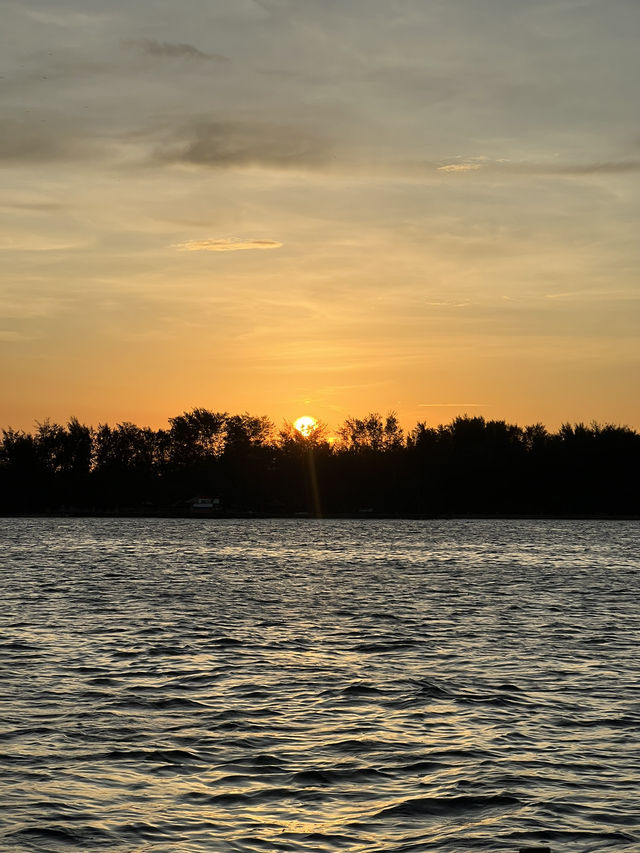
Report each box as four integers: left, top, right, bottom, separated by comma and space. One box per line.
293, 415, 318, 437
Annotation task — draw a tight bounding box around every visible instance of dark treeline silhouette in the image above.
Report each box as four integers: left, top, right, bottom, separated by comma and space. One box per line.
1, 410, 639, 516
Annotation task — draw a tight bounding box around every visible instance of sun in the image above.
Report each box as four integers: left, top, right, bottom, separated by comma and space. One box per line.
293, 415, 318, 437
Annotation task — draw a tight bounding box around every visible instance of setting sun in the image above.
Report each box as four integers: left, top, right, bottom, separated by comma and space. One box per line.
293, 416, 318, 437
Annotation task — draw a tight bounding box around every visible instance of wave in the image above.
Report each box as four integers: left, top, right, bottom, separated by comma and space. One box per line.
368, 793, 523, 820
3, 517, 640, 852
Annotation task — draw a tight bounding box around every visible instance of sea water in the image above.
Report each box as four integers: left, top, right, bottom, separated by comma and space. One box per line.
1, 518, 638, 852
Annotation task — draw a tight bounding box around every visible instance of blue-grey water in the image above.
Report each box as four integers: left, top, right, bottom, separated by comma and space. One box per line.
1, 518, 639, 853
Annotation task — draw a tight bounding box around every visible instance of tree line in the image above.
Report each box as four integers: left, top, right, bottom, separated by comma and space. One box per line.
1, 409, 638, 516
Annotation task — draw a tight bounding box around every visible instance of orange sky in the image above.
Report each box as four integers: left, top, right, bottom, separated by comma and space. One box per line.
2, 1, 639, 433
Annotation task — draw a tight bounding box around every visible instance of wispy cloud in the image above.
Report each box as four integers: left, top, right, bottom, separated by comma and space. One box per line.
0, 118, 70, 162
544, 288, 640, 301
0, 235, 85, 251
161, 118, 331, 170
436, 158, 640, 176
125, 39, 228, 62
0, 330, 31, 342
173, 238, 282, 252
437, 163, 483, 173
546, 160, 640, 175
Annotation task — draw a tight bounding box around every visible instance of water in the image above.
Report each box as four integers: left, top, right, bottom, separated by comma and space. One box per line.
1, 518, 639, 853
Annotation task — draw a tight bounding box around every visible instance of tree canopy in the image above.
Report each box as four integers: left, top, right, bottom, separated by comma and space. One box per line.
1, 410, 638, 516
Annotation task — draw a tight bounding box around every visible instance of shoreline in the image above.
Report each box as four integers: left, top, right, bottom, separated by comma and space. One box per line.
2, 512, 639, 521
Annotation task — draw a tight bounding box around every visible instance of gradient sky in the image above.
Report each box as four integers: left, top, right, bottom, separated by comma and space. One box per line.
2, 0, 639, 432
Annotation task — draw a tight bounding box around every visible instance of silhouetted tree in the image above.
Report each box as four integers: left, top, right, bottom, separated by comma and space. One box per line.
337, 412, 402, 452
224, 413, 274, 454
168, 408, 227, 465
1, 411, 639, 516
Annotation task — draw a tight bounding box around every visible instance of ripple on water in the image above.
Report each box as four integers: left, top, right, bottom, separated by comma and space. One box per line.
1, 517, 639, 852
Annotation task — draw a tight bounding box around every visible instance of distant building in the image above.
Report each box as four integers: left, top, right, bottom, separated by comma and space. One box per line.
187, 496, 221, 514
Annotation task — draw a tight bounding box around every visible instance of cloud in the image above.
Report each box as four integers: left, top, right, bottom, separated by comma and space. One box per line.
0, 330, 31, 342
0, 199, 66, 212
0, 118, 69, 162
162, 118, 331, 170
20, 7, 111, 28
546, 160, 640, 175
125, 39, 228, 63
437, 163, 483, 173
0, 237, 83, 251
0, 114, 110, 164
436, 158, 640, 176
173, 238, 282, 252
418, 403, 486, 407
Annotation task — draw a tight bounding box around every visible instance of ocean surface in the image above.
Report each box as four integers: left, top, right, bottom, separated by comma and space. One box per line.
1, 518, 639, 853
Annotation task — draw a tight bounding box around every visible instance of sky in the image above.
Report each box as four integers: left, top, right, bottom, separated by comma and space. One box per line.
2, 0, 639, 433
